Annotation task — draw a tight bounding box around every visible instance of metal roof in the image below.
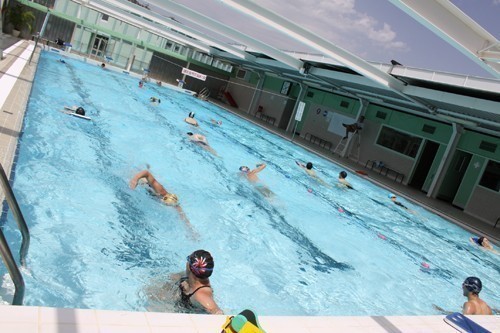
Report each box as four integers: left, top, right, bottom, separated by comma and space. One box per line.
48, 0, 500, 136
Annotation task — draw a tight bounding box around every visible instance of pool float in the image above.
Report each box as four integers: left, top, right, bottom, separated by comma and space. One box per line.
355, 170, 368, 176
62, 106, 91, 120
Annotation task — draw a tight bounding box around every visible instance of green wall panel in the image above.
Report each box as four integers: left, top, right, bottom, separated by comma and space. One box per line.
457, 131, 500, 162
453, 155, 486, 208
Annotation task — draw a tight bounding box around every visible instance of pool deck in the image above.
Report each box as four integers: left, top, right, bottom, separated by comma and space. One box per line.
0, 38, 499, 332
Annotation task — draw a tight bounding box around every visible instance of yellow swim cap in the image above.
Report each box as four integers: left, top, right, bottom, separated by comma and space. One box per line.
162, 193, 179, 206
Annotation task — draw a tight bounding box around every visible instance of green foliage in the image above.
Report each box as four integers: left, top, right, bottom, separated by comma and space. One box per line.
6, 4, 36, 32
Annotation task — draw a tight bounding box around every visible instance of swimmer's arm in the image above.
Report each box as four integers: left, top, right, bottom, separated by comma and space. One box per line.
250, 163, 266, 175
295, 161, 305, 169
129, 170, 151, 189
175, 206, 199, 240
195, 289, 224, 315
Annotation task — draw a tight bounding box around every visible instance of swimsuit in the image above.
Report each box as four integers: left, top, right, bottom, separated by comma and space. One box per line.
178, 277, 212, 309
394, 201, 408, 209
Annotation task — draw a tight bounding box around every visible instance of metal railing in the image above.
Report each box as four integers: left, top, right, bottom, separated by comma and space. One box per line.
0, 163, 30, 305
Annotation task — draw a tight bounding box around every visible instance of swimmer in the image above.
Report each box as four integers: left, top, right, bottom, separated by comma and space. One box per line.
172, 250, 223, 314
296, 161, 330, 187
129, 170, 195, 235
210, 119, 222, 126
338, 171, 353, 189
100, 63, 106, 69
156, 80, 162, 86
187, 132, 217, 156
469, 236, 498, 254
185, 112, 199, 127
462, 277, 492, 315
150, 97, 161, 104
388, 193, 417, 214
139, 80, 144, 88
239, 163, 273, 197
58, 59, 66, 64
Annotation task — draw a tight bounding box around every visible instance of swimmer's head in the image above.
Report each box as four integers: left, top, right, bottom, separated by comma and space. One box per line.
339, 171, 347, 179
188, 112, 195, 118
161, 193, 179, 206
463, 276, 482, 294
306, 162, 313, 170
187, 249, 214, 279
75, 107, 85, 116
187, 132, 193, 136
388, 193, 396, 200
477, 237, 486, 246
239, 166, 250, 173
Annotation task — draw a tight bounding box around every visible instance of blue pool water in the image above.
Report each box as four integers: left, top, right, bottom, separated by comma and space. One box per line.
1, 51, 498, 315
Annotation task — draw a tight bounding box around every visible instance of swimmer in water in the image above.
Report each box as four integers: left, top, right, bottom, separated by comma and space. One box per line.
239, 163, 273, 197
338, 171, 353, 189
129, 170, 195, 236
469, 236, 498, 254
187, 132, 217, 156
296, 161, 330, 187
185, 112, 199, 127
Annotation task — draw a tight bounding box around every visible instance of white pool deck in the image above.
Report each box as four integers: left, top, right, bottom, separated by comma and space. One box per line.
0, 38, 499, 332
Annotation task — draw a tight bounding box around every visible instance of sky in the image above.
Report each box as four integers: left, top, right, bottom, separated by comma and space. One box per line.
152, 0, 500, 78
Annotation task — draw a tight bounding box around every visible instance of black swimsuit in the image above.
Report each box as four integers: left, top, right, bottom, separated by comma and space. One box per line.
178, 277, 212, 309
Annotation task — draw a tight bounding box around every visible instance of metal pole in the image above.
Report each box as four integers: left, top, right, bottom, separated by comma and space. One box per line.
0, 163, 30, 266
0, 229, 25, 305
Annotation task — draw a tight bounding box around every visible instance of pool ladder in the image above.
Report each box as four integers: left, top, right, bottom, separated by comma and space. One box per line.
0, 163, 30, 305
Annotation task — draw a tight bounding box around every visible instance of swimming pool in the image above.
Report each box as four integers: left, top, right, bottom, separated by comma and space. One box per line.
1, 50, 498, 316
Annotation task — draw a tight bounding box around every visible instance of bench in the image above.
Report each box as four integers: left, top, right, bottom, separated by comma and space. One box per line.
365, 160, 404, 183
304, 133, 332, 150
255, 110, 276, 125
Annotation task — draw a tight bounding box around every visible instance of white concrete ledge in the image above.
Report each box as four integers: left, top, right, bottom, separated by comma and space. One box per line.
0, 305, 498, 333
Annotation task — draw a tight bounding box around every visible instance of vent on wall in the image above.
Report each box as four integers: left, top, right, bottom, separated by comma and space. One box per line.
340, 100, 349, 108
479, 141, 497, 153
376, 111, 387, 120
306, 91, 314, 98
422, 124, 436, 134
236, 69, 247, 79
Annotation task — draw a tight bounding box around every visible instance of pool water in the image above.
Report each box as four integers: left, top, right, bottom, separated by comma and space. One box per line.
1, 51, 498, 316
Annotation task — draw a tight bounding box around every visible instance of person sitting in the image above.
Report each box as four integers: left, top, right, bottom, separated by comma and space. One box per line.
462, 277, 492, 315
175, 250, 223, 314
342, 116, 365, 140
187, 132, 217, 156
338, 171, 353, 189
469, 236, 498, 254
129, 170, 195, 235
184, 112, 199, 127
55, 38, 65, 46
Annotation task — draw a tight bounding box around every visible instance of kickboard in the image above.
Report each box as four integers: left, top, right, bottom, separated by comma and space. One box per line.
444, 312, 491, 333
63, 106, 91, 120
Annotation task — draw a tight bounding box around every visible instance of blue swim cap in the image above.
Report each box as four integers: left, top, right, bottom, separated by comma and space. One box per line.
388, 193, 396, 199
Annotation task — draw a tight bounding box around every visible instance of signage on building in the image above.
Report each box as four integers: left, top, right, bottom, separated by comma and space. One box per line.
181, 68, 207, 81
295, 102, 306, 121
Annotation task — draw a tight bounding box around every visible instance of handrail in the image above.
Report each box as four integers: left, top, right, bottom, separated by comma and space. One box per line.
0, 163, 30, 266
0, 230, 25, 305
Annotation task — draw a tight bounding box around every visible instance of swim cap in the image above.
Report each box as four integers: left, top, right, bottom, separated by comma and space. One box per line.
306, 162, 313, 170
188, 250, 214, 279
463, 277, 482, 294
477, 237, 485, 246
388, 193, 396, 199
239, 166, 250, 172
339, 171, 347, 179
75, 107, 85, 115
187, 132, 193, 136
189, 112, 195, 118
161, 193, 179, 206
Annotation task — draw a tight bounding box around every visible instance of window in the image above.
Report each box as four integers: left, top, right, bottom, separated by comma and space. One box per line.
422, 124, 436, 134
340, 100, 349, 108
479, 160, 500, 192
376, 126, 422, 158
280, 81, 291, 95
101, 14, 109, 22
479, 141, 497, 153
376, 111, 387, 120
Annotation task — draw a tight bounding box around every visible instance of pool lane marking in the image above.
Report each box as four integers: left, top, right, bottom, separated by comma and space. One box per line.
0, 42, 34, 113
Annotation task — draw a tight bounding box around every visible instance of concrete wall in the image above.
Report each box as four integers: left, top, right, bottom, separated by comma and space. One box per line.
466, 186, 500, 225
226, 78, 256, 112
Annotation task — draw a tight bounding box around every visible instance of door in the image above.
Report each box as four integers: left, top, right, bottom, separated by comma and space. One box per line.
409, 140, 439, 191
437, 150, 472, 203
90, 34, 109, 59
